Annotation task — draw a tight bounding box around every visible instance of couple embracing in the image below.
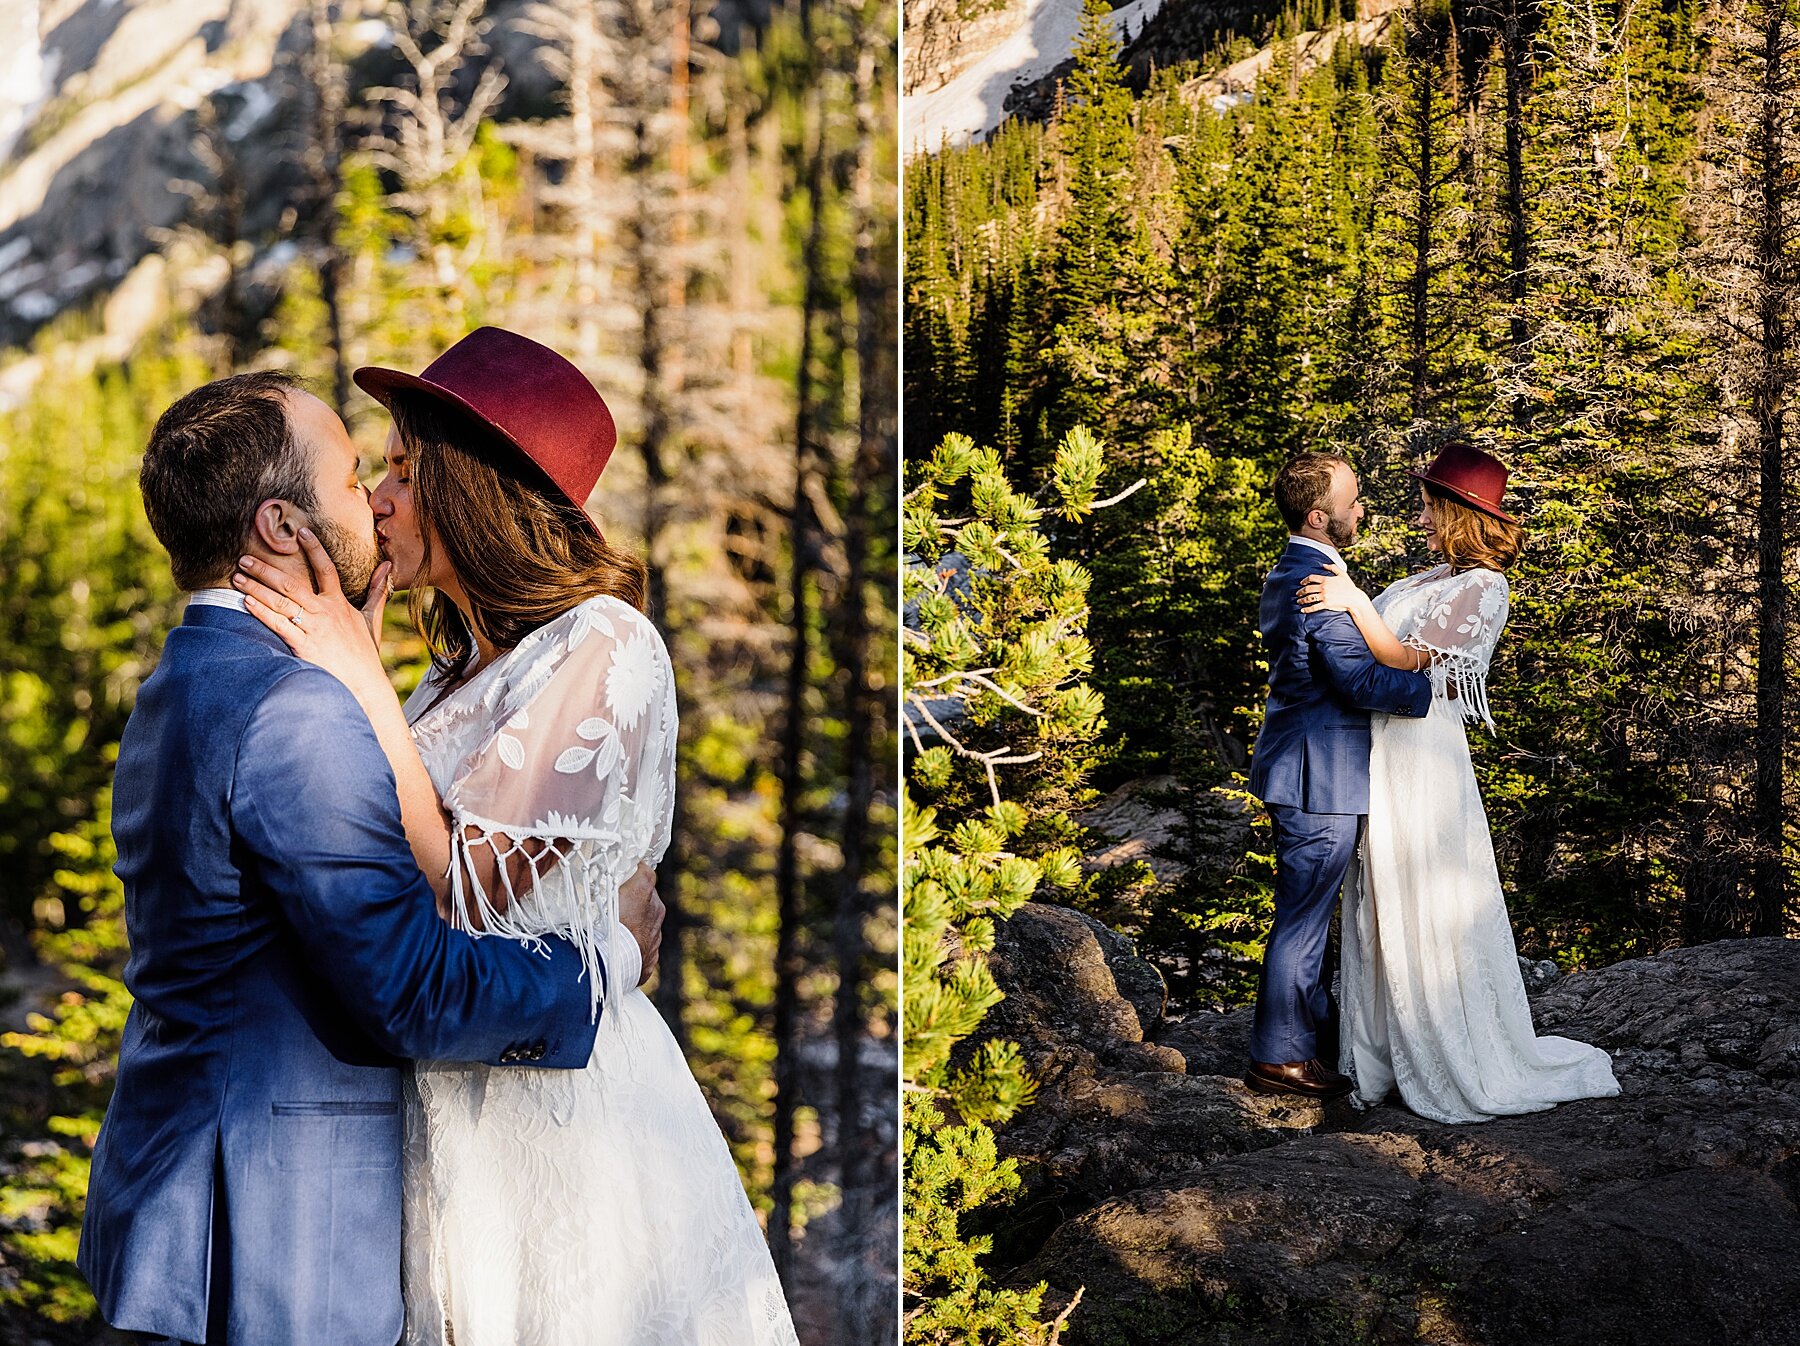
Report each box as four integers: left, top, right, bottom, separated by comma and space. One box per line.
1245, 444, 1621, 1124
76, 327, 801, 1345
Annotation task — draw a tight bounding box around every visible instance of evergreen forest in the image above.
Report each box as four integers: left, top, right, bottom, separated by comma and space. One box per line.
0, 3, 898, 1343
903, 0, 1799, 1336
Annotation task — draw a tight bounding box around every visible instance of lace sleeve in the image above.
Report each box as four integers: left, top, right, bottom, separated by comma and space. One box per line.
1404, 568, 1509, 732
440, 597, 678, 1021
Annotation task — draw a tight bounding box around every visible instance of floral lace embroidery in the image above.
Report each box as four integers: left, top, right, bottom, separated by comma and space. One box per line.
1373, 566, 1509, 733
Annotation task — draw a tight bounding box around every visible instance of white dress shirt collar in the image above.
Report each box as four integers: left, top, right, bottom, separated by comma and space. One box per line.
1288, 534, 1344, 567
186, 587, 249, 614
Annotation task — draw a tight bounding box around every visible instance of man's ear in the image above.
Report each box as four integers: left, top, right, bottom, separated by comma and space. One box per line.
249, 499, 304, 556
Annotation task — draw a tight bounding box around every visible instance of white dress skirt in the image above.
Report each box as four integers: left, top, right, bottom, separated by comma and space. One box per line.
1338, 565, 1620, 1124
396, 595, 799, 1346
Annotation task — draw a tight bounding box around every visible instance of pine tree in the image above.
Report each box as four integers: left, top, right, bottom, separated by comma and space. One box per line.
1684, 0, 1800, 936
1356, 0, 1487, 511
1483, 0, 1704, 956
1468, 0, 1541, 425
1041, 0, 1138, 453
901, 426, 1115, 1345
294, 0, 354, 417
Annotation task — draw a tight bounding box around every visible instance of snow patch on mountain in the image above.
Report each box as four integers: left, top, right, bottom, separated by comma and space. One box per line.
0, 0, 52, 163
903, 0, 1162, 156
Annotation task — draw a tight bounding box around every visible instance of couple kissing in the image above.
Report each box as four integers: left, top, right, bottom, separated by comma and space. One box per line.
77, 328, 799, 1346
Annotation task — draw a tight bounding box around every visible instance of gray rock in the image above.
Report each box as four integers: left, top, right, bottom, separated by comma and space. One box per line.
1517, 955, 1562, 992
978, 913, 1800, 1346
1077, 775, 1255, 887
969, 902, 1169, 1067
962, 904, 1315, 1218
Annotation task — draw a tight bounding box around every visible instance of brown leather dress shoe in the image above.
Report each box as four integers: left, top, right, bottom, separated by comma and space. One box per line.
1243, 1058, 1354, 1100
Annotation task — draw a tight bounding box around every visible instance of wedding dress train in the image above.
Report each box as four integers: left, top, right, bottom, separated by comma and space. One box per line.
1339, 565, 1619, 1124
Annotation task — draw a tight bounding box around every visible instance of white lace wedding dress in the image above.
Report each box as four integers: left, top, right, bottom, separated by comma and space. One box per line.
395, 594, 798, 1346
1338, 564, 1620, 1124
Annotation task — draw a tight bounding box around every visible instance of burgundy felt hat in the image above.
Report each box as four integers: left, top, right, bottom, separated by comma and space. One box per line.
1410, 442, 1518, 525
353, 327, 616, 534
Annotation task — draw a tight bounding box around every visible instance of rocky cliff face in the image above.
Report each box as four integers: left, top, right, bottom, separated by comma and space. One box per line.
0, 0, 769, 362
2, 0, 315, 351
966, 904, 1800, 1346
952, 0, 1407, 135
902, 0, 1167, 154
903, 0, 1038, 96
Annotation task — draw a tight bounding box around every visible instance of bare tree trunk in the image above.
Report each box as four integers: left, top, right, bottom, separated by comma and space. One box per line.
770, 0, 831, 1280
728, 96, 756, 380
1749, 2, 1794, 935
365, 0, 506, 326
831, 9, 888, 1255
568, 1, 602, 363
669, 0, 690, 318
299, 1, 353, 415
1500, 0, 1531, 428
635, 1, 692, 1047
1408, 33, 1435, 421
186, 100, 253, 371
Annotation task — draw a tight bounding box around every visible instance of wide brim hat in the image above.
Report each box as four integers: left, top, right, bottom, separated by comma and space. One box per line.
353, 326, 615, 536
1409, 441, 1518, 525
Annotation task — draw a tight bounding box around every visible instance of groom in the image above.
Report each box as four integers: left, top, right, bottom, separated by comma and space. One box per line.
78, 371, 664, 1346
1244, 453, 1431, 1100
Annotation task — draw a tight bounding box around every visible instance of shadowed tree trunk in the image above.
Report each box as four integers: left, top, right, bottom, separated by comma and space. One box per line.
830, 7, 893, 1298
1498, 0, 1531, 427
302, 0, 351, 417
1746, 0, 1796, 934
770, 0, 831, 1280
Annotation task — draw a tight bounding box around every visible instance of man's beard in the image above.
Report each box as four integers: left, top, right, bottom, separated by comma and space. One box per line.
1325, 512, 1357, 549
311, 517, 379, 606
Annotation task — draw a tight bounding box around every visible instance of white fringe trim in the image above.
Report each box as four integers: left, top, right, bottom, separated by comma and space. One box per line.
1414, 644, 1496, 734
443, 806, 626, 1025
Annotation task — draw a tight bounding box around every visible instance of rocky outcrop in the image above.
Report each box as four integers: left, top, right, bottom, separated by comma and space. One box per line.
903, 0, 1171, 154
1076, 775, 1253, 885
962, 904, 1322, 1263
1175, 0, 1404, 115
0, 0, 770, 357
970, 906, 1800, 1346
903, 0, 1039, 97
994, 0, 1405, 128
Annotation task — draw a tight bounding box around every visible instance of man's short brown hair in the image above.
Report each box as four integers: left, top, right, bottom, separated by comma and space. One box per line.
140, 371, 314, 590
1272, 452, 1352, 531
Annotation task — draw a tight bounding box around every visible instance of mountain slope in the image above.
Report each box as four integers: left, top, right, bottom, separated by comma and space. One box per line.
902, 0, 1165, 155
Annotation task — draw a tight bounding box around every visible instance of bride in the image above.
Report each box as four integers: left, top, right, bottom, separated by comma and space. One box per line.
234, 326, 799, 1344
1297, 442, 1620, 1125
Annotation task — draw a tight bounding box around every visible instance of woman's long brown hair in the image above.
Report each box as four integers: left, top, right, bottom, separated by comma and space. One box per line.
1425, 485, 1526, 573
389, 390, 647, 685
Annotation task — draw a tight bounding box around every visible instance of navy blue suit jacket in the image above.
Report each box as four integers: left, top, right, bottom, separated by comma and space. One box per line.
1247, 542, 1432, 815
78, 604, 601, 1345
